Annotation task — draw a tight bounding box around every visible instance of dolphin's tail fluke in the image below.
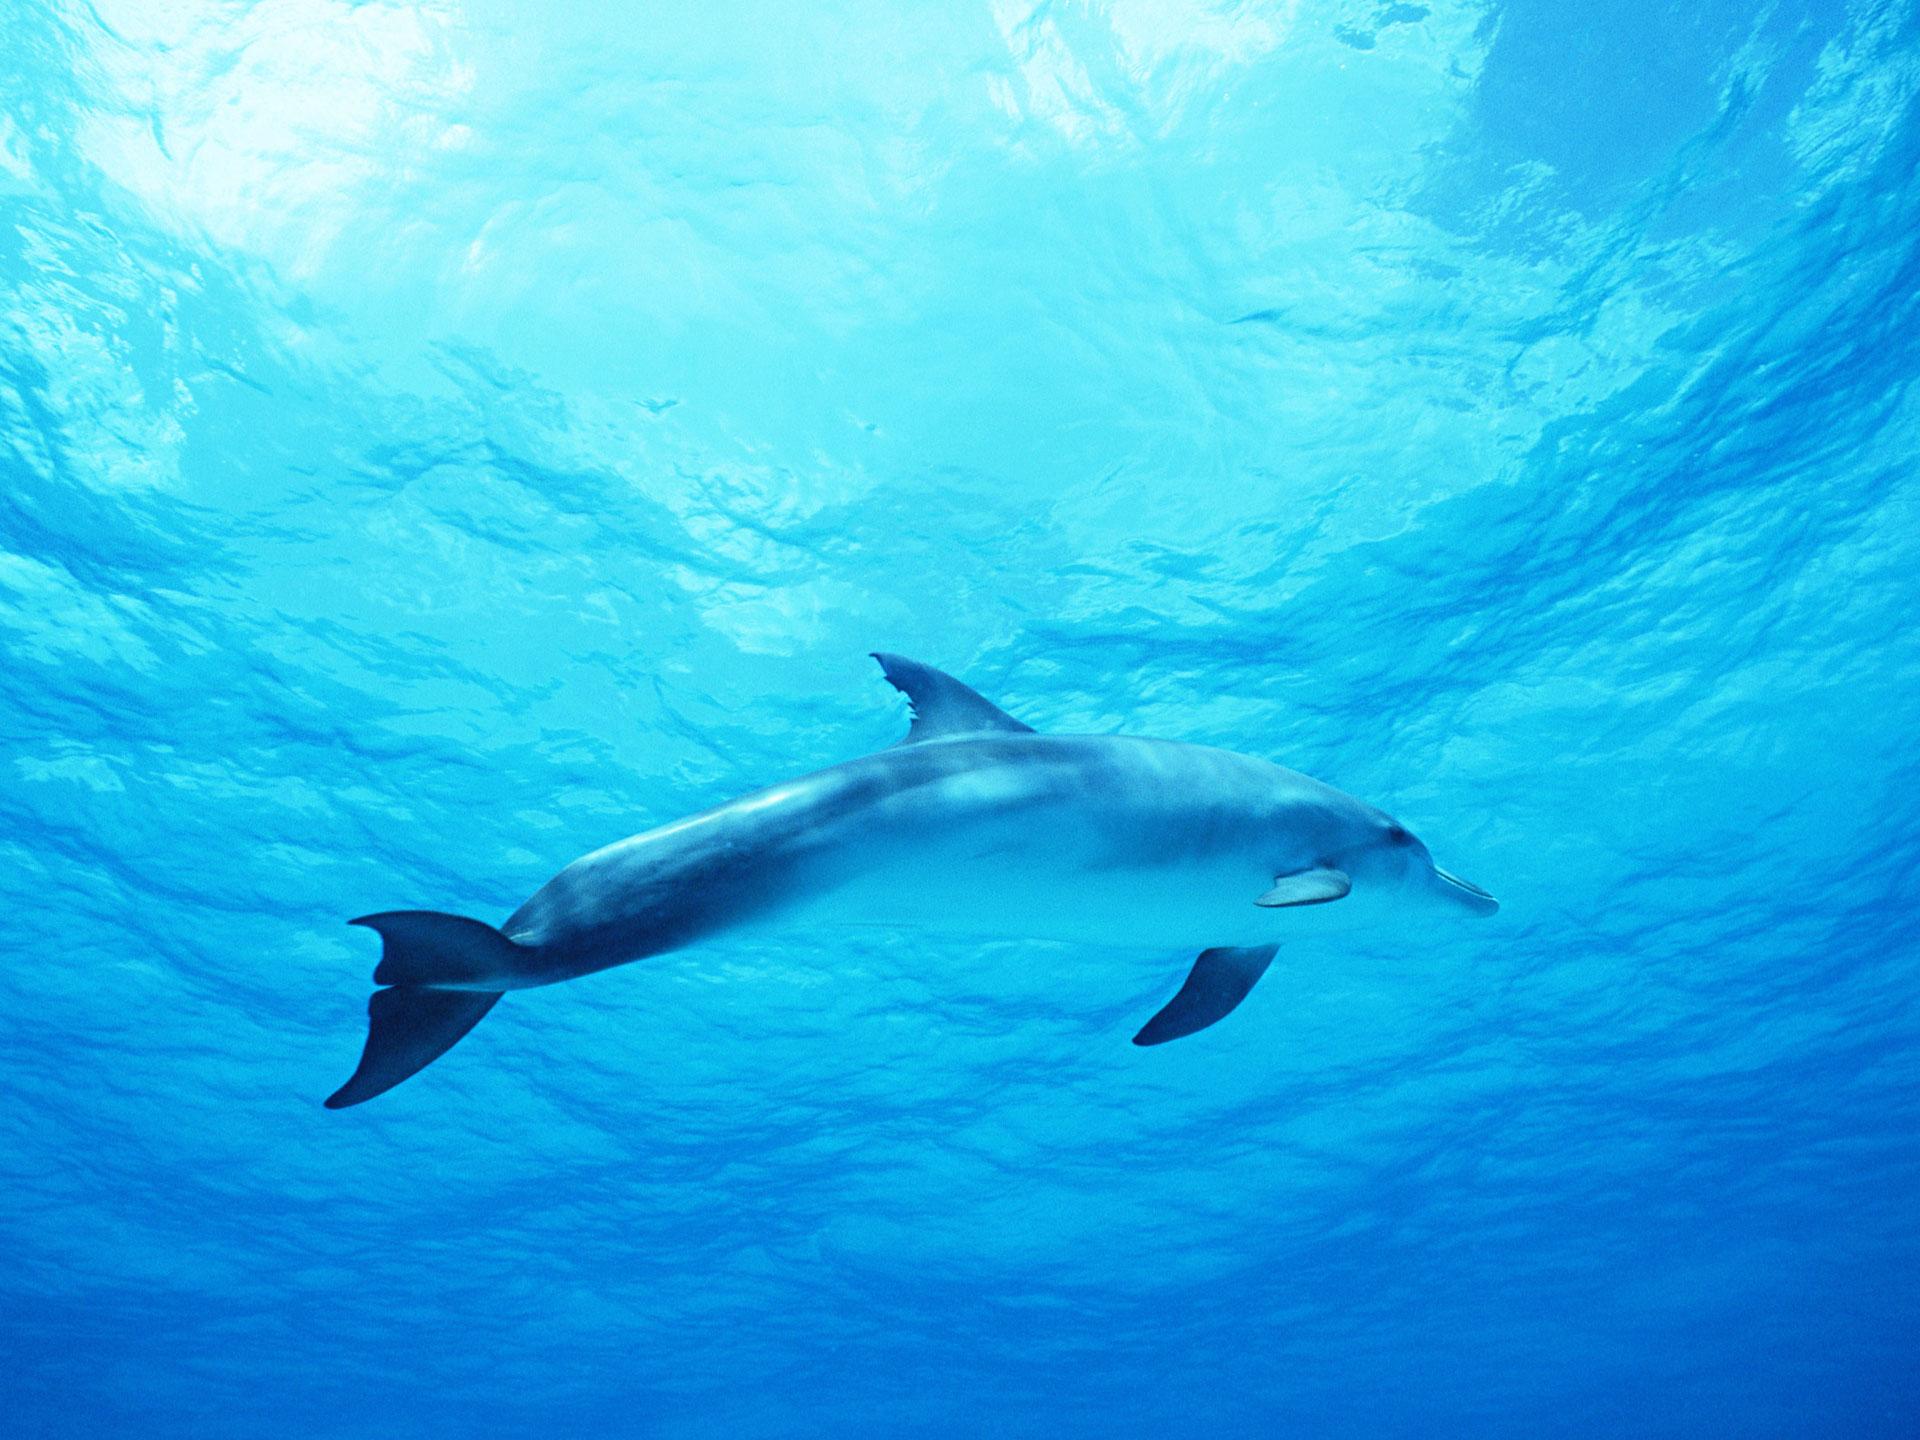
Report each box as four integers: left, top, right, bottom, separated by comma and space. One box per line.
325, 911, 528, 1109
353, 910, 528, 989
325, 985, 502, 1109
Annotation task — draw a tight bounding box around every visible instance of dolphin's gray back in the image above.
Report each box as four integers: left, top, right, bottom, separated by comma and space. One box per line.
503, 734, 1368, 976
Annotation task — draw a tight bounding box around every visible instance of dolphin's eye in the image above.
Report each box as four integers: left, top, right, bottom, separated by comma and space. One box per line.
1386, 826, 1412, 846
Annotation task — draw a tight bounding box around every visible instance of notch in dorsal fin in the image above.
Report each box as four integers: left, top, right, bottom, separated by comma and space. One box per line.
872, 652, 1035, 744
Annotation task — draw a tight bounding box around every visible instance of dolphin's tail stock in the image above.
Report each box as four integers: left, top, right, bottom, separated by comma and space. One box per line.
324, 911, 526, 1109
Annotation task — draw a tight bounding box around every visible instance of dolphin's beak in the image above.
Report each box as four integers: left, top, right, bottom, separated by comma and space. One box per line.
1432, 866, 1499, 916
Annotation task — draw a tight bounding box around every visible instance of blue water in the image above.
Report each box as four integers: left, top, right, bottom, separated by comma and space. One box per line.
5, 1, 1919, 1435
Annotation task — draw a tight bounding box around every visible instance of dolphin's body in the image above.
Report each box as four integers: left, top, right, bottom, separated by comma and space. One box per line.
327, 655, 1497, 1107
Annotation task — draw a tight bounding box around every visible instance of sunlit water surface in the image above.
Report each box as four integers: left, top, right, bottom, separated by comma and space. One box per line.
4, 2, 1918, 1436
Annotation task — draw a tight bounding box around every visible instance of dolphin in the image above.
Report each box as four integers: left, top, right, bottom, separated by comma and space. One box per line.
326, 654, 1497, 1107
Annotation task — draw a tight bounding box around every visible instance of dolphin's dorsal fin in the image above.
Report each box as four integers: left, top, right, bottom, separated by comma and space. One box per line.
872, 652, 1035, 744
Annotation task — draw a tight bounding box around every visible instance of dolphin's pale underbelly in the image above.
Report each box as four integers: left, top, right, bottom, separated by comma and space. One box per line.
774, 822, 1279, 950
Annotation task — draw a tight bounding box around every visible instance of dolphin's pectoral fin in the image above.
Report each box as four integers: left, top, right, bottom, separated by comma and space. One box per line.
1132, 944, 1279, 1046
1255, 868, 1351, 908
872, 652, 1036, 743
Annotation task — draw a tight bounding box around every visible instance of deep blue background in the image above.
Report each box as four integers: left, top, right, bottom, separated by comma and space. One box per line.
4, 2, 1918, 1436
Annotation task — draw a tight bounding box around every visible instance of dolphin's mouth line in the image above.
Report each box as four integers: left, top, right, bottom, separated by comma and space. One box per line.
1433, 866, 1499, 913
1434, 867, 1492, 899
